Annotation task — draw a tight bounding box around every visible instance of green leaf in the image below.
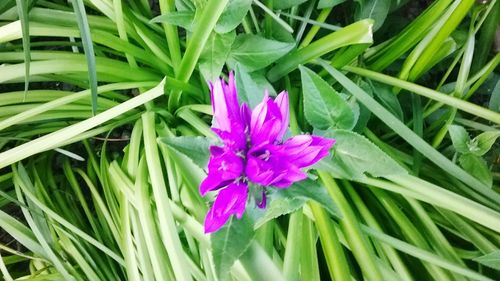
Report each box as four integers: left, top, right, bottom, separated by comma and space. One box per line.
371, 81, 404, 121
473, 250, 500, 271
150, 11, 195, 31
448, 125, 470, 154
458, 153, 492, 188
70, 0, 98, 115
199, 31, 236, 82
212, 214, 255, 281
215, 0, 252, 33
315, 129, 407, 180
318, 0, 347, 9
353, 80, 372, 132
235, 64, 276, 108
228, 34, 295, 72
354, 0, 391, 31
300, 65, 356, 130
158, 136, 212, 168
489, 79, 500, 112
274, 0, 308, 10
251, 180, 340, 228
15, 0, 30, 99
469, 130, 500, 156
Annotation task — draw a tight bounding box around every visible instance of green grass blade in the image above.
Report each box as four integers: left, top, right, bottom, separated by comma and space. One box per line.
69, 0, 99, 115
0, 79, 165, 169
319, 61, 500, 203
15, 0, 30, 100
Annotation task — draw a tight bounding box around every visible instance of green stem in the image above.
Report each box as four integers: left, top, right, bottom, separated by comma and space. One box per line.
159, 0, 181, 72
283, 210, 303, 281
309, 202, 351, 281
238, 242, 286, 281
300, 217, 321, 281
168, 0, 229, 111
318, 171, 383, 281
299, 8, 332, 48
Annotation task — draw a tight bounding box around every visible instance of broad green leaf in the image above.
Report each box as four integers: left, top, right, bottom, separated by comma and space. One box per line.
300, 65, 356, 130
315, 129, 407, 180
469, 130, 500, 156
215, 0, 252, 33
473, 250, 500, 270
371, 81, 404, 121
318, 0, 347, 9
235, 64, 276, 108
274, 0, 307, 10
251, 180, 340, 228
269, 19, 295, 43
158, 136, 212, 168
199, 31, 236, 82
228, 34, 295, 72
459, 153, 492, 188
489, 79, 500, 112
150, 11, 195, 31
354, 0, 391, 31
212, 214, 255, 280
448, 125, 470, 154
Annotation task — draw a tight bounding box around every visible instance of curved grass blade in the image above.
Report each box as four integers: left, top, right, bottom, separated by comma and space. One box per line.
69, 0, 98, 115
318, 60, 500, 206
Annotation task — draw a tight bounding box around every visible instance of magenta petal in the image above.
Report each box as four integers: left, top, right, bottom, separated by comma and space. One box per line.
283, 135, 335, 167
250, 94, 284, 144
210, 74, 242, 133
200, 147, 244, 195
203, 182, 248, 233
274, 91, 289, 139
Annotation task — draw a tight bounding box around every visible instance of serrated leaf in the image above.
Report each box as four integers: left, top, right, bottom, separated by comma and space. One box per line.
371, 81, 404, 121
250, 180, 340, 228
448, 125, 470, 154
470, 130, 500, 156
228, 34, 295, 72
215, 0, 252, 33
473, 250, 500, 270
235, 65, 276, 108
300, 65, 356, 130
158, 136, 212, 168
315, 130, 407, 180
199, 31, 236, 82
318, 0, 347, 9
150, 11, 194, 31
459, 153, 492, 188
354, 0, 391, 31
212, 214, 255, 280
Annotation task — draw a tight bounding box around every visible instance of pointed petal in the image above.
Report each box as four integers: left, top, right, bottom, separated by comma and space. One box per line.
203, 182, 248, 233
275, 91, 289, 139
283, 135, 335, 167
250, 93, 284, 144
210, 75, 242, 132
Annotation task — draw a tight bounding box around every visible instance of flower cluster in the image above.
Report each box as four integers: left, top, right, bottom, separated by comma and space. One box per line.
201, 72, 335, 233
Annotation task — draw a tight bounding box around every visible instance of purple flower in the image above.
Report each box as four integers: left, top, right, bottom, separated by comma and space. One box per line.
201, 72, 335, 233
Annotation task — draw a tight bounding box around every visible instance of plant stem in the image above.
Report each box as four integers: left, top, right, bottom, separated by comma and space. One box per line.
318, 171, 383, 281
